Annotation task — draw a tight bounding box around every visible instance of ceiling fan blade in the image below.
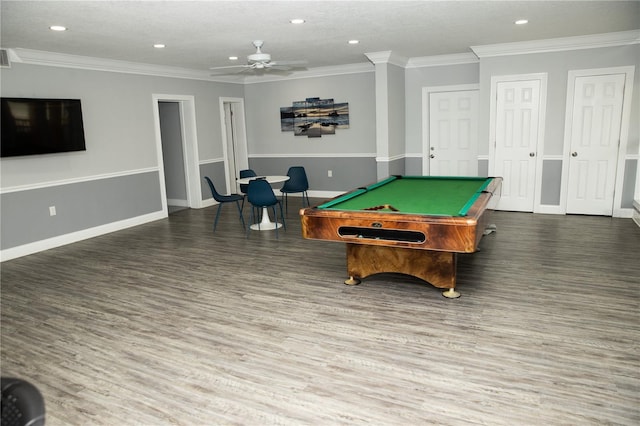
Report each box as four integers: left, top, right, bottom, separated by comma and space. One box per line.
209, 64, 251, 71
269, 60, 307, 67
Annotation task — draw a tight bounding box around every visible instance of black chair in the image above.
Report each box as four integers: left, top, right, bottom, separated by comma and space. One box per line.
1, 377, 45, 426
280, 166, 310, 214
246, 179, 286, 238
238, 169, 257, 211
203, 176, 245, 232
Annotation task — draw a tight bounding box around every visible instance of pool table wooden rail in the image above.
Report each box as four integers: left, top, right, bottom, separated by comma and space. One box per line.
300, 177, 501, 253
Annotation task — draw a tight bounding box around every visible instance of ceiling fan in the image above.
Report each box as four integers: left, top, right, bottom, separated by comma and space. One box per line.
209, 40, 307, 75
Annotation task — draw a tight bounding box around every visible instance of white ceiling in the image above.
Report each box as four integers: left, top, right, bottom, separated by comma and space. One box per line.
2, 1, 639, 73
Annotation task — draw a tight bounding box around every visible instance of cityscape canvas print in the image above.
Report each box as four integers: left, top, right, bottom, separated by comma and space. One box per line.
280, 97, 349, 138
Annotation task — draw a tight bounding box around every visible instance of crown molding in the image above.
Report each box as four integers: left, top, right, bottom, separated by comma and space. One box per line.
365, 51, 409, 67
8, 48, 244, 82
406, 52, 479, 68
7, 30, 637, 81
7, 47, 373, 83
471, 30, 640, 58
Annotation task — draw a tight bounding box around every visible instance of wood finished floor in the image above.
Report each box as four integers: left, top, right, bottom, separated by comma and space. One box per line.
1, 200, 639, 425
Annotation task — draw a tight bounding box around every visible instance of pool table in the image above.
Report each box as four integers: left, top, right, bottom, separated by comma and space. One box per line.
300, 175, 502, 298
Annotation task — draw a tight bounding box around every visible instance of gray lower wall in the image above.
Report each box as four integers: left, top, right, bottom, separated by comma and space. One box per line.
1, 171, 162, 250
622, 159, 638, 209
247, 156, 377, 192
541, 160, 563, 206
200, 161, 229, 199
388, 157, 405, 177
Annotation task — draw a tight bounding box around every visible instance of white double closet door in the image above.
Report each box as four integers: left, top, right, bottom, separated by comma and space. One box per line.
490, 70, 629, 215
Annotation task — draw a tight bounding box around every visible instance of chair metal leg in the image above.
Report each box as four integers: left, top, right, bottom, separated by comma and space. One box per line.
278, 202, 286, 230
234, 200, 246, 228
246, 206, 254, 238
213, 203, 223, 231
271, 206, 278, 238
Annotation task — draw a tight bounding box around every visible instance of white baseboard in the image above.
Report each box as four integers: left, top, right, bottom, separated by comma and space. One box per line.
307, 190, 344, 200
613, 207, 634, 218
535, 205, 565, 215
0, 210, 167, 262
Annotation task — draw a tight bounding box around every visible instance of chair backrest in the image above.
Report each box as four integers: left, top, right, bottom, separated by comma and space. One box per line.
1, 377, 46, 426
283, 166, 309, 192
239, 169, 257, 193
239, 169, 257, 179
204, 176, 224, 202
247, 179, 277, 207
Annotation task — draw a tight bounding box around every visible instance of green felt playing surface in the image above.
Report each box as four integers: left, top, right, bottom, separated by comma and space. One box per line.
319, 176, 492, 216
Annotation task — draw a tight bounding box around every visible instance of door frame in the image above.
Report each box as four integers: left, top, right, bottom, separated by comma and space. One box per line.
561, 66, 635, 217
422, 84, 479, 176
489, 73, 548, 212
152, 94, 202, 213
219, 97, 249, 194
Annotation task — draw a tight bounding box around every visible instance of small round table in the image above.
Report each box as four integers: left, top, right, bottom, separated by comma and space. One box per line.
236, 175, 290, 230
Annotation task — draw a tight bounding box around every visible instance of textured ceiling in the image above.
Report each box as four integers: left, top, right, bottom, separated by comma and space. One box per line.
2, 1, 639, 73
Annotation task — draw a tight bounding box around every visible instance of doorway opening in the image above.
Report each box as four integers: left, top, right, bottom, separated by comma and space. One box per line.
219, 97, 249, 194
152, 94, 202, 216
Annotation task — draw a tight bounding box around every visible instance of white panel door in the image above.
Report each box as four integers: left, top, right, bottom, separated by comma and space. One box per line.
429, 90, 478, 176
493, 80, 541, 211
566, 74, 625, 215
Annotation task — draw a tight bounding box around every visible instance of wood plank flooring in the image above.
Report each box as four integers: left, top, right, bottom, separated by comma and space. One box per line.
1, 201, 639, 425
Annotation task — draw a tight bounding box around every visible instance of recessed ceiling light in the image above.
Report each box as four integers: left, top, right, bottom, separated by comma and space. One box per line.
348, 40, 359, 45
290, 19, 305, 24
229, 56, 238, 61
153, 44, 166, 49
515, 19, 528, 25
49, 25, 67, 31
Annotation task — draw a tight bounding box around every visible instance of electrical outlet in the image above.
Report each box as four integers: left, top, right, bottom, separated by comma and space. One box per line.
49, 206, 56, 216
328, 170, 333, 177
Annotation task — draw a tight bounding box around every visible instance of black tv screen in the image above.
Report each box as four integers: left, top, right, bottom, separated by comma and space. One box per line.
1, 98, 86, 157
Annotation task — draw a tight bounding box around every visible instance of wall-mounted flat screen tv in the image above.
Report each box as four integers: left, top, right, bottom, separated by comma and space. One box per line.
1, 97, 86, 158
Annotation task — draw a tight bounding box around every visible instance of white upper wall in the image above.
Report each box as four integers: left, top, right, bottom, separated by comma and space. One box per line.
243, 72, 376, 156
0, 62, 244, 188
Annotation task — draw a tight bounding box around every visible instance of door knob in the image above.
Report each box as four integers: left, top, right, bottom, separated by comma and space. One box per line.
571, 152, 578, 157
529, 152, 535, 157
430, 154, 435, 159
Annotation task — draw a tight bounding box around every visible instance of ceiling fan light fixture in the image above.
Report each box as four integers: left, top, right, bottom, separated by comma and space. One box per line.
210, 40, 306, 75
248, 52, 271, 63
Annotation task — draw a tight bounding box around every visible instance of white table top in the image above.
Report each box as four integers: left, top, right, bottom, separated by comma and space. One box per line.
236, 175, 290, 185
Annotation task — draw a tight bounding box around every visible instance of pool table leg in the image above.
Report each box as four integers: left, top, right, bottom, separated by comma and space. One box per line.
344, 243, 461, 297
442, 288, 461, 298
344, 276, 360, 285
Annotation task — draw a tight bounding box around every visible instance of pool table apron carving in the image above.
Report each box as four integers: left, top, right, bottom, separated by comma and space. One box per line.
300, 176, 502, 298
